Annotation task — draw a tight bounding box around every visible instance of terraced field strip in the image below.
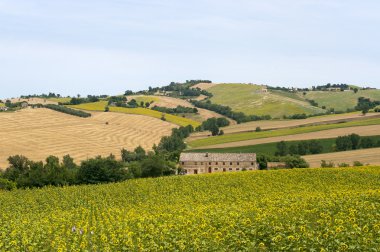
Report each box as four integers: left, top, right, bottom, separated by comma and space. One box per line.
186, 135, 380, 156
303, 148, 380, 167
9, 97, 58, 105
188, 112, 379, 141
190, 125, 380, 149
68, 101, 200, 127
0, 109, 174, 169
188, 118, 380, 148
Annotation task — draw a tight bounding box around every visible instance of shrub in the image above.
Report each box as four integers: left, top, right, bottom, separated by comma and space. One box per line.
353, 161, 363, 167
0, 178, 16, 190
321, 160, 335, 168
44, 104, 91, 118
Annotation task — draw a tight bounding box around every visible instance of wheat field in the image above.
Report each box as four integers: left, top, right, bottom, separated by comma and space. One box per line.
303, 148, 380, 167
0, 108, 175, 169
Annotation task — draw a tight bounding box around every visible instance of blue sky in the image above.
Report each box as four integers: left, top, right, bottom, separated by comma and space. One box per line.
0, 0, 379, 98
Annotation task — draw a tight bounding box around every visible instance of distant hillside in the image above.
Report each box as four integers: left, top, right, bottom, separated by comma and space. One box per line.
206, 84, 325, 118
302, 90, 380, 111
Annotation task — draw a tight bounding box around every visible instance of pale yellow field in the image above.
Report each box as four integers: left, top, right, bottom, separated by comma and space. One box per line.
9, 97, 58, 105
0, 108, 175, 169
189, 112, 380, 141
303, 148, 380, 167
192, 125, 380, 149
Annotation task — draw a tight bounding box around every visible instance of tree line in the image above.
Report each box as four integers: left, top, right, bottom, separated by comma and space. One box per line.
190, 100, 271, 123
151, 105, 198, 114
44, 104, 91, 118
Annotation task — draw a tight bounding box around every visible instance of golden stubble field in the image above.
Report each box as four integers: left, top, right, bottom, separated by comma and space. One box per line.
0, 108, 175, 169
303, 148, 380, 167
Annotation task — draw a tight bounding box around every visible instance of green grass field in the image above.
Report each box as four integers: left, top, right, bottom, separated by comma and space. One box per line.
0, 102, 5, 107
2, 167, 380, 250
47, 97, 72, 103
208, 84, 325, 118
187, 135, 380, 155
303, 90, 380, 111
188, 117, 380, 148
69, 101, 200, 127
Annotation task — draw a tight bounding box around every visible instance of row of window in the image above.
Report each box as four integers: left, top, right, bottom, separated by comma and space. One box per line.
182, 161, 255, 166
183, 167, 255, 173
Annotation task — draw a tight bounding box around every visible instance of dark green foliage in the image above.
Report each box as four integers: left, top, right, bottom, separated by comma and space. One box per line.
283, 156, 309, 168
255, 127, 262, 132
284, 114, 308, 119
275, 141, 288, 156
355, 97, 380, 112
350, 134, 361, 150
0, 178, 16, 190
360, 138, 374, 148
353, 161, 364, 167
308, 140, 324, 154
152, 105, 198, 114
140, 155, 176, 178
336, 135, 353, 151
69, 95, 99, 105
124, 90, 134, 95
44, 104, 91, 118
77, 156, 127, 184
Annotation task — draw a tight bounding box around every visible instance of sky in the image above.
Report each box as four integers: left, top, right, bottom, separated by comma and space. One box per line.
0, 0, 379, 98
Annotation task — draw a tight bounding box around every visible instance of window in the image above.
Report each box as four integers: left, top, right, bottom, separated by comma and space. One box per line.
223, 162, 225, 165
230, 162, 232, 165
229, 168, 232, 171
181, 162, 184, 165
251, 162, 254, 165
237, 162, 240, 165
236, 168, 240, 171
216, 162, 218, 165
214, 168, 218, 171
209, 162, 211, 165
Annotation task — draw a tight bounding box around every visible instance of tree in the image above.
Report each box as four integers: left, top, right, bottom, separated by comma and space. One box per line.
104, 106, 109, 112
362, 108, 369, 116
275, 141, 288, 156
360, 138, 373, 148
308, 140, 323, 154
283, 156, 309, 168
211, 124, 219, 136
321, 160, 334, 168
336, 136, 352, 151
140, 155, 176, 178
255, 127, 262, 132
77, 156, 126, 184
350, 134, 361, 150
134, 146, 146, 161
353, 88, 358, 93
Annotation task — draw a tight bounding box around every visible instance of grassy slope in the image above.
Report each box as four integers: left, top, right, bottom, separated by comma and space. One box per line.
303, 90, 380, 111
2, 167, 380, 250
208, 84, 325, 118
188, 117, 380, 148
187, 135, 380, 155
0, 103, 4, 106
69, 101, 200, 127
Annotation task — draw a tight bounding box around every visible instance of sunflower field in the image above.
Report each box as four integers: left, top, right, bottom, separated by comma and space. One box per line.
1, 167, 380, 251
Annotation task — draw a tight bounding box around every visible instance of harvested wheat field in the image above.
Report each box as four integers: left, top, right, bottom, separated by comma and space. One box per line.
189, 112, 380, 141
193, 125, 380, 149
303, 148, 380, 167
0, 108, 175, 169
191, 82, 217, 90
129, 95, 236, 124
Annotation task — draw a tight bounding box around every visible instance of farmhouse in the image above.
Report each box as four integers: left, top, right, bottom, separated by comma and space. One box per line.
0, 106, 8, 112
179, 153, 258, 175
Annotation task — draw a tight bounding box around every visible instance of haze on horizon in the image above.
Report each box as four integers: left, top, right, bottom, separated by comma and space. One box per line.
0, 0, 379, 98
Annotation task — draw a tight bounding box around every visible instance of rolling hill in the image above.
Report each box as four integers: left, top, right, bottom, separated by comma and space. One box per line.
303, 89, 380, 111
206, 83, 326, 118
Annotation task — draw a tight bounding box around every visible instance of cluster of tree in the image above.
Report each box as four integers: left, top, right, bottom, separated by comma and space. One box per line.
190, 100, 271, 123
151, 105, 198, 114
67, 95, 100, 105
283, 113, 308, 119
181, 88, 213, 97
139, 80, 213, 97
275, 140, 324, 156
108, 96, 127, 107
44, 104, 91, 118
335, 134, 380, 151
3, 100, 24, 109
256, 154, 309, 169
355, 97, 380, 114
21, 93, 63, 99
195, 117, 230, 136
306, 99, 319, 107
312, 83, 352, 91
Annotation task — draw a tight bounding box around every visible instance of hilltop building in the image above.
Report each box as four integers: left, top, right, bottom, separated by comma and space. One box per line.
0, 106, 8, 111
179, 153, 258, 175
